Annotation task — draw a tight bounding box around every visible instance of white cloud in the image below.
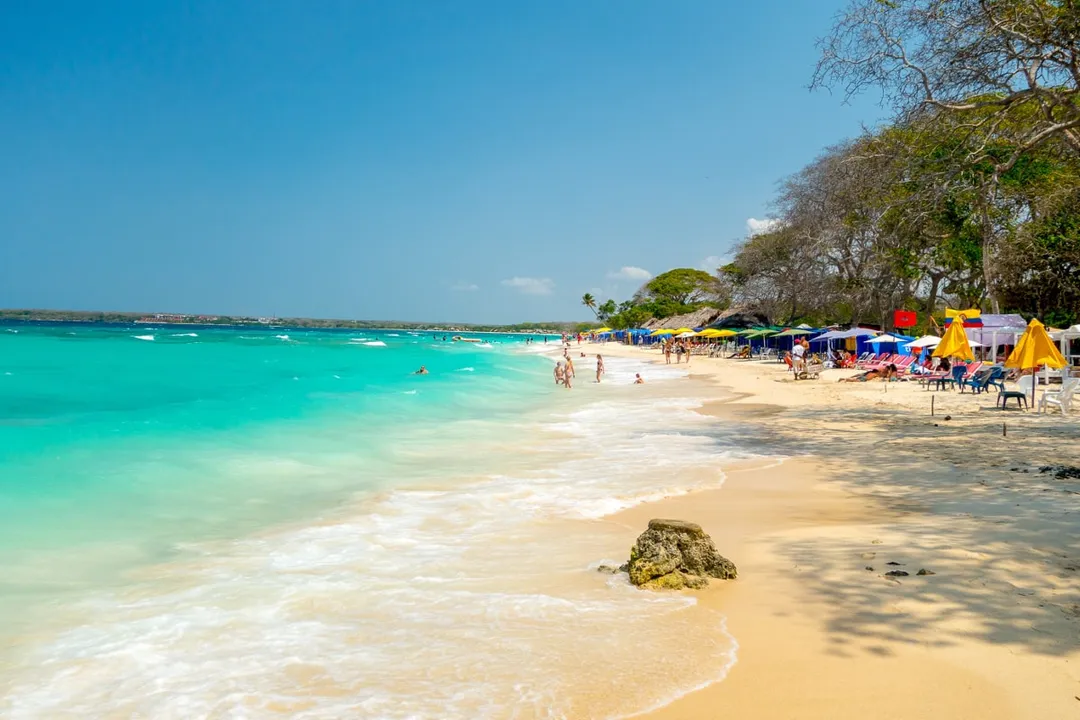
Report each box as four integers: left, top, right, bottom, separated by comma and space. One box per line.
747, 217, 781, 236
698, 255, 727, 272
500, 277, 555, 295
451, 282, 479, 292
607, 266, 652, 281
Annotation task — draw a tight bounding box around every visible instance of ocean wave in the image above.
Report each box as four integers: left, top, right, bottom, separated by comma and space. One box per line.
361, 340, 387, 347
0, 371, 751, 718
456, 367, 475, 372
275, 335, 290, 341
132, 335, 155, 341
475, 342, 493, 348
171, 333, 198, 338
386, 333, 400, 337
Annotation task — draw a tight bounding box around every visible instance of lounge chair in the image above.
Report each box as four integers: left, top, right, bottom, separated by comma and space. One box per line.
961, 366, 1001, 394
998, 375, 1034, 410
1039, 377, 1079, 414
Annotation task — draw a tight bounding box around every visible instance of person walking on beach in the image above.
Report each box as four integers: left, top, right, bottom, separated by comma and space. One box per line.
595, 354, 605, 383
565, 356, 575, 381
792, 339, 806, 376
554, 362, 565, 386
663, 340, 672, 365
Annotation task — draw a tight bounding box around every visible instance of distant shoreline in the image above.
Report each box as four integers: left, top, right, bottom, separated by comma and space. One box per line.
0, 313, 578, 334
0, 317, 566, 335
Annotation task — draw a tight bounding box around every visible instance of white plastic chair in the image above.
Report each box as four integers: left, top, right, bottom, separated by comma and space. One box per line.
1040, 377, 1079, 414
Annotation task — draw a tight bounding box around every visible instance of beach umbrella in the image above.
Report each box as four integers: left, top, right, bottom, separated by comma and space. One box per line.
932, 318, 974, 362
650, 329, 674, 336
904, 335, 941, 349
773, 328, 814, 337
672, 328, 694, 335
711, 329, 738, 337
594, 327, 612, 333
1005, 318, 1068, 407
868, 333, 906, 344
675, 331, 696, 338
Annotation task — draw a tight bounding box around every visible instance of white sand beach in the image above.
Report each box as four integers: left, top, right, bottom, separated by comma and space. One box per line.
586, 343, 1080, 719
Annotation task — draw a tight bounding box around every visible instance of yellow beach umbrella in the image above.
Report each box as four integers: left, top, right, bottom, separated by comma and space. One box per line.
1006, 318, 1068, 407
650, 329, 674, 336
932, 317, 974, 362
672, 328, 693, 335
711, 329, 738, 337
593, 327, 612, 333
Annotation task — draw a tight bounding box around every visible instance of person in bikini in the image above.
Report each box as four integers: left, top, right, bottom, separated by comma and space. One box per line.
595, 354, 605, 383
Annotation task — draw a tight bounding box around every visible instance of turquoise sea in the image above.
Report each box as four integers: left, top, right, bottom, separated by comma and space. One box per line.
0, 325, 552, 610
0, 323, 744, 719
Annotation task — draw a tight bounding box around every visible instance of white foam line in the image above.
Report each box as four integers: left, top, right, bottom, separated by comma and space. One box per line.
615, 616, 740, 720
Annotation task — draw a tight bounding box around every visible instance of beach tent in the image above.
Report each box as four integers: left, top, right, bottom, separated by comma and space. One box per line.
1006, 318, 1068, 407
965, 314, 1028, 361
933, 317, 974, 362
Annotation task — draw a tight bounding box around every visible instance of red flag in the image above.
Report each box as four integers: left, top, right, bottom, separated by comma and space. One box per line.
893, 310, 917, 328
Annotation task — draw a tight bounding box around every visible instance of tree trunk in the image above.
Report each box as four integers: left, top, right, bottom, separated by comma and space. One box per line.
925, 273, 942, 321
977, 183, 1002, 313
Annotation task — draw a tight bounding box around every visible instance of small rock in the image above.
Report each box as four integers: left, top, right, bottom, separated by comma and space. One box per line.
596, 565, 619, 575
884, 570, 909, 577
886, 561, 904, 566
871, 539, 883, 545
916, 569, 935, 576
944, 415, 952, 421
865, 566, 874, 571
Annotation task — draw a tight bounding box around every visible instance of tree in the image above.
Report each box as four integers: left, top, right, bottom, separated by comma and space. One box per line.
597, 299, 617, 321
814, 0, 1080, 168
633, 268, 721, 317
581, 293, 598, 318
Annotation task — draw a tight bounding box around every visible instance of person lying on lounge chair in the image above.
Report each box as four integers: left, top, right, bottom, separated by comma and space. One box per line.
728, 346, 751, 359
840, 363, 898, 382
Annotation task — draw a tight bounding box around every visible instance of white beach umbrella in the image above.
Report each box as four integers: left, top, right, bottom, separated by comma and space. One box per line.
868, 333, 906, 344
903, 335, 941, 349
675, 331, 696, 338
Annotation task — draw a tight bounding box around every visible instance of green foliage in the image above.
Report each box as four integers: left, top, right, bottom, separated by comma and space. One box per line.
637, 268, 718, 307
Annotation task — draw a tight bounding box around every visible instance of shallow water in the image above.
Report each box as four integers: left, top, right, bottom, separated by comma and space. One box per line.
0, 326, 747, 718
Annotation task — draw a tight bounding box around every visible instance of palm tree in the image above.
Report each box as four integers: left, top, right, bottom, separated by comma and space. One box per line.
581, 293, 598, 318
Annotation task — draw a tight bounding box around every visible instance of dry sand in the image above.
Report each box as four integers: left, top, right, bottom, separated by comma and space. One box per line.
592, 344, 1080, 719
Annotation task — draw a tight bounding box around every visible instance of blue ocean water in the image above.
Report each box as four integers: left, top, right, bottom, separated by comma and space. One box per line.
0, 323, 744, 718
0, 324, 551, 611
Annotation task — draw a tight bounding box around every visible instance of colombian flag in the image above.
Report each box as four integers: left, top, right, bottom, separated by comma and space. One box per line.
944, 308, 983, 327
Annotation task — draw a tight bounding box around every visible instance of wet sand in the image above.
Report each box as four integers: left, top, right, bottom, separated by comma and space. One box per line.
592, 344, 1080, 719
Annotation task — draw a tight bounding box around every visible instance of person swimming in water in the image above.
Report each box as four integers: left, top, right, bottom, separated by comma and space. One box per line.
415, 366, 429, 375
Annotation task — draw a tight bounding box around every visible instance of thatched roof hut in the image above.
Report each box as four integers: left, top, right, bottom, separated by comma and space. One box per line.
641, 306, 726, 330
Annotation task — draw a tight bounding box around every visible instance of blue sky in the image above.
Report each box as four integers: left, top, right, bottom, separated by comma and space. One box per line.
0, 1, 881, 323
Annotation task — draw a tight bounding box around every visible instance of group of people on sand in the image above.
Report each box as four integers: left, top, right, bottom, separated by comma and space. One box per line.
661, 338, 692, 365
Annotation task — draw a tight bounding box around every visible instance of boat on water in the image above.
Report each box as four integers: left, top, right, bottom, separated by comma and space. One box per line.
452, 336, 481, 343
